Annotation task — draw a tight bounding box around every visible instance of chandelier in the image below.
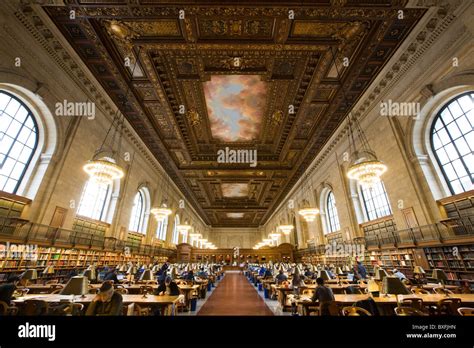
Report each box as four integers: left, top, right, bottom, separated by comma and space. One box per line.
328, 46, 387, 188
189, 232, 202, 240
83, 157, 124, 185
278, 224, 294, 235
83, 27, 143, 185
177, 220, 192, 234
298, 196, 319, 222
347, 149, 387, 187
269, 232, 280, 240
151, 203, 172, 222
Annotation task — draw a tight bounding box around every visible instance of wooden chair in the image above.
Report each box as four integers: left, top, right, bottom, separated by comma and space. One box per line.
411, 287, 430, 295
49, 284, 64, 293
134, 304, 151, 316
0, 300, 18, 316
115, 287, 129, 295
433, 287, 454, 295
64, 303, 84, 316
395, 307, 428, 316
45, 280, 59, 285
51, 288, 63, 294
457, 307, 474, 316
23, 300, 49, 315
342, 306, 372, 316
139, 285, 154, 295
301, 289, 315, 297
399, 297, 425, 312
435, 298, 461, 315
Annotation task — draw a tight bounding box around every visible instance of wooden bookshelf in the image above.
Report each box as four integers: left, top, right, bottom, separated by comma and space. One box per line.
424, 243, 474, 283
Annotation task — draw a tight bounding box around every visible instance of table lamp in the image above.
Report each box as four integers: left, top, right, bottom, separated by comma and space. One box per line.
382, 276, 410, 296
22, 269, 38, 286
83, 265, 96, 281
118, 264, 128, 272
318, 270, 330, 280
60, 276, 89, 298
432, 269, 448, 284
374, 268, 388, 281
367, 278, 380, 297
43, 265, 55, 275
413, 266, 425, 275
336, 267, 344, 276
140, 269, 154, 282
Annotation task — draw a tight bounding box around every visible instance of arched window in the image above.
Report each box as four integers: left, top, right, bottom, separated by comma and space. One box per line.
0, 91, 38, 194
156, 215, 168, 241
172, 214, 180, 244
430, 92, 473, 195
360, 181, 392, 221
326, 191, 341, 233
77, 179, 111, 222
129, 191, 145, 233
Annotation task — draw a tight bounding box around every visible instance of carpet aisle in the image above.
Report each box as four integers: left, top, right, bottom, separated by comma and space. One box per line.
197, 272, 274, 316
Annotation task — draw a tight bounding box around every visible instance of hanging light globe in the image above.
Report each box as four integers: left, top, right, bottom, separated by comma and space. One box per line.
269, 232, 280, 240
347, 150, 387, 188
83, 157, 124, 185
177, 222, 192, 234
150, 203, 172, 222
298, 208, 319, 222
278, 225, 294, 235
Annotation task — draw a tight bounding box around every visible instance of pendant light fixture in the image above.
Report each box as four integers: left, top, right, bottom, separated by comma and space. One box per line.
177, 219, 192, 234
277, 211, 294, 235
83, 24, 142, 185
298, 173, 319, 222
151, 171, 172, 222
328, 46, 387, 188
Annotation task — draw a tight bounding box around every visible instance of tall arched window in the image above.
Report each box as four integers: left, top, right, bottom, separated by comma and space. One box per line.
431, 92, 473, 195
360, 181, 392, 221
77, 179, 111, 222
0, 91, 38, 194
172, 214, 180, 244
156, 215, 168, 241
129, 191, 145, 233
326, 191, 341, 233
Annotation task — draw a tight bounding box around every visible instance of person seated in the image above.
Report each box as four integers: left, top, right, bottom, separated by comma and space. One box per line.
291, 273, 305, 288
304, 268, 314, 278
197, 267, 208, 279
263, 268, 273, 279
103, 269, 119, 283
258, 267, 266, 277
67, 268, 78, 280
326, 267, 335, 279
275, 270, 288, 284
0, 275, 20, 304
311, 277, 335, 316
356, 261, 367, 280
155, 276, 180, 296
184, 270, 195, 282
392, 269, 406, 281
85, 281, 123, 316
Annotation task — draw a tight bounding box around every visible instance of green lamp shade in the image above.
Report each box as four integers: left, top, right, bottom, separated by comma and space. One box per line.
61, 276, 89, 295
140, 269, 154, 281
336, 267, 344, 275
375, 268, 388, 281
22, 269, 38, 280
432, 269, 448, 281
318, 270, 330, 280
413, 266, 425, 274
382, 276, 410, 295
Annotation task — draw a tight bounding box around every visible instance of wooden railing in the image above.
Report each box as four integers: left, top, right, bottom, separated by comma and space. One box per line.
0, 216, 175, 258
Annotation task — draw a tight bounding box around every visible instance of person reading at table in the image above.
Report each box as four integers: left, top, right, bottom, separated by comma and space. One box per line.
392, 269, 406, 281
155, 276, 180, 296
311, 277, 335, 316
0, 275, 20, 304
184, 270, 195, 282
275, 270, 288, 284
85, 281, 123, 316
103, 269, 119, 283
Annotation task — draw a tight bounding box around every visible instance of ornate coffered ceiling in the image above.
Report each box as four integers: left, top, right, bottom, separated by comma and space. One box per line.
43, 0, 426, 227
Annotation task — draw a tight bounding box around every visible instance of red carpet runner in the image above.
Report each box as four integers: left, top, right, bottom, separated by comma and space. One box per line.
197, 272, 274, 316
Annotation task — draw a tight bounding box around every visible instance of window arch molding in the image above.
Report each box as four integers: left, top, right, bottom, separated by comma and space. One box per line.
0, 83, 58, 199
319, 184, 341, 235
410, 79, 474, 200
128, 185, 151, 234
